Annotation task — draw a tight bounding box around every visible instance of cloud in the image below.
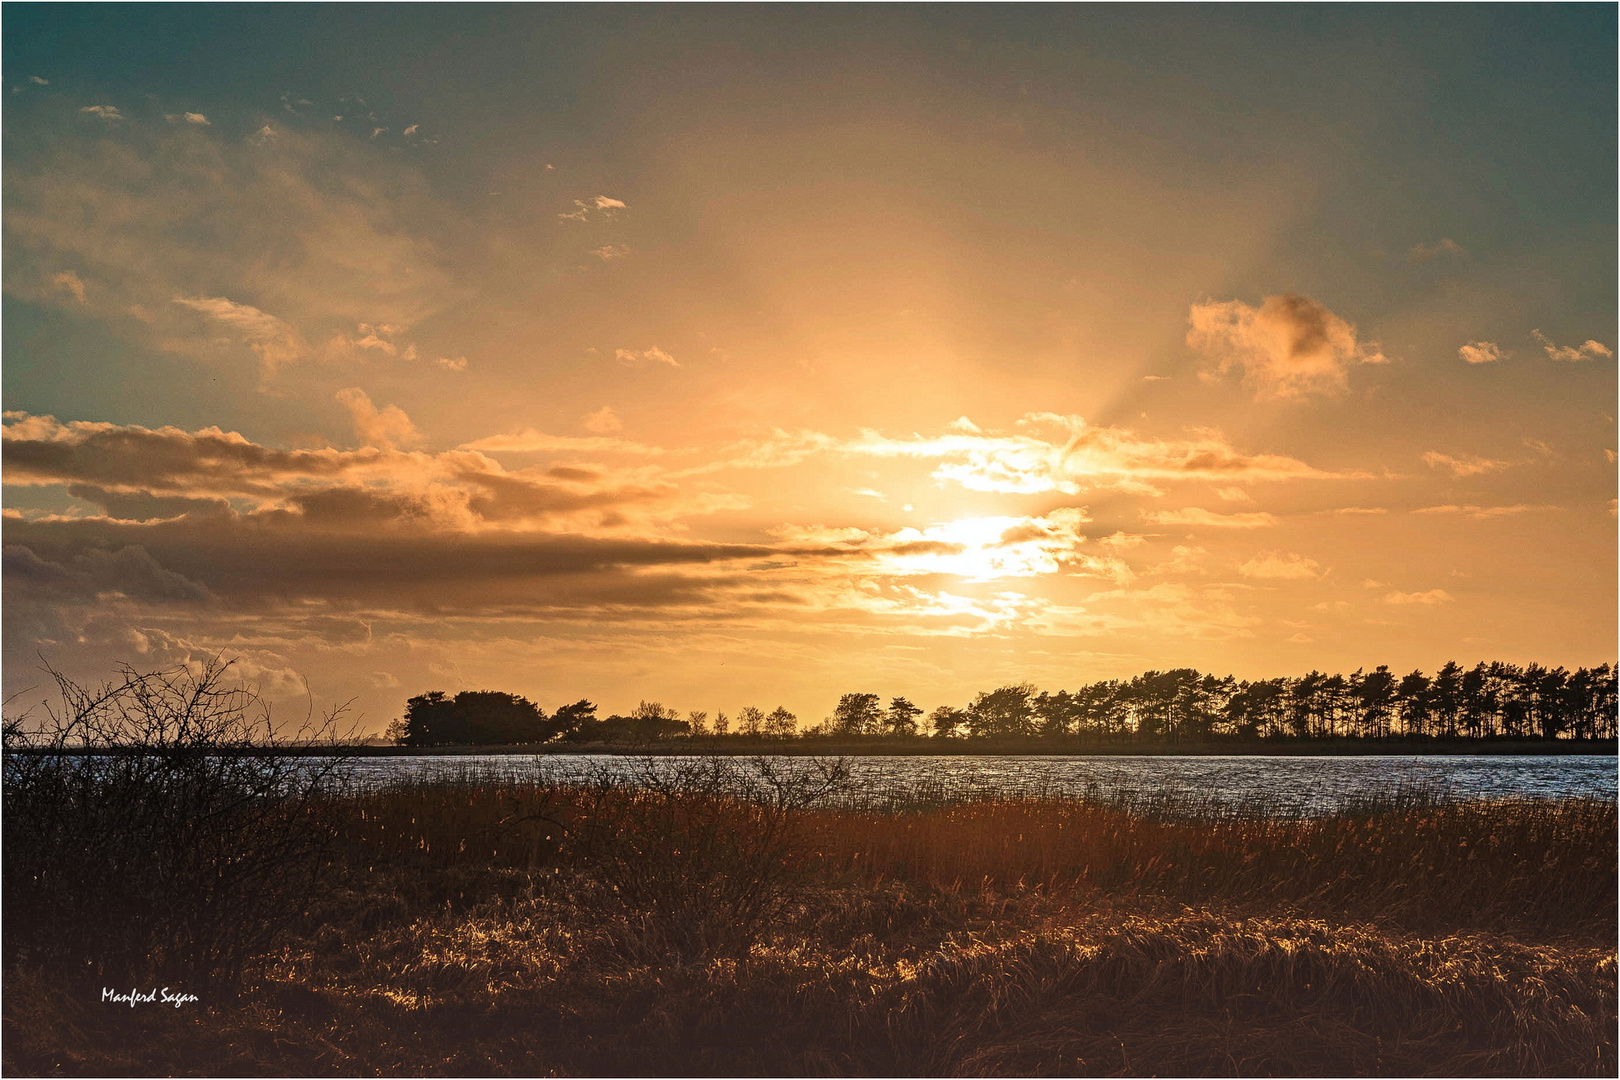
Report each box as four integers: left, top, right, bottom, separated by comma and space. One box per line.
79, 105, 124, 121
3, 515, 782, 618
5, 120, 459, 380
559, 195, 627, 221
615, 346, 679, 367
51, 271, 86, 303
1142, 507, 1278, 529
459, 429, 664, 455
1420, 451, 1508, 477
435, 355, 469, 371
164, 112, 211, 126
1458, 341, 1502, 365
582, 406, 624, 434
590, 245, 632, 260
1187, 294, 1388, 399
174, 295, 307, 373
770, 508, 1133, 586
334, 387, 424, 451
1237, 551, 1322, 579
4, 542, 213, 604
1531, 330, 1613, 362
1413, 504, 1542, 519
1213, 487, 1251, 503
2, 413, 692, 534
847, 413, 1359, 496
1383, 589, 1452, 606
1407, 238, 1466, 263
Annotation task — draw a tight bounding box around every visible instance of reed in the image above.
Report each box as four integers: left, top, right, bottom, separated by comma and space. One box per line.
3, 767, 1613, 1077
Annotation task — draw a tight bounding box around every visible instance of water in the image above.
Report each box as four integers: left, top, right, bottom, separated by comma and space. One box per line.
342, 753, 1616, 814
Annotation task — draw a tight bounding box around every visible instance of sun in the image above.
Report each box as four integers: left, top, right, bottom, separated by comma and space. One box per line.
879, 516, 1073, 582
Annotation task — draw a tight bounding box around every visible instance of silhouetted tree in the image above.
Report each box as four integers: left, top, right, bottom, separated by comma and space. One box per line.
1354, 666, 1397, 739
967, 684, 1036, 738
831, 693, 883, 736
1227, 678, 1287, 739
930, 705, 967, 738
1431, 661, 1465, 737
885, 697, 922, 737
552, 699, 599, 742
1396, 670, 1431, 736
737, 706, 766, 737
765, 706, 797, 738
1033, 690, 1079, 737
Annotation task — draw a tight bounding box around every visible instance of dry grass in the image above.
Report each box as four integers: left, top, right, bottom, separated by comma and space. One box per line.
3, 769, 1614, 1077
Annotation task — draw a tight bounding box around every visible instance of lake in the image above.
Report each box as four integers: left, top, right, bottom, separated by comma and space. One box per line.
344, 753, 1617, 814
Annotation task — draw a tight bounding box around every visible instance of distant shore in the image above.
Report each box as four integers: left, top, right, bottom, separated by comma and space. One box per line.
318, 737, 1617, 757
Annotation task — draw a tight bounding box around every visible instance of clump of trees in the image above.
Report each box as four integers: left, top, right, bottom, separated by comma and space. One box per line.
389, 691, 560, 746
388, 694, 797, 746
921, 662, 1617, 742
391, 660, 1616, 747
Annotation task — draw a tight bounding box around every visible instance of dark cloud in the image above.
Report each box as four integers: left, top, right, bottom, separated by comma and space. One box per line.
4, 542, 213, 603
65, 483, 233, 521
3, 514, 782, 614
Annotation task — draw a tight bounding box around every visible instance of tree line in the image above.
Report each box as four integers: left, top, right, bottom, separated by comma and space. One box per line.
387, 661, 1617, 747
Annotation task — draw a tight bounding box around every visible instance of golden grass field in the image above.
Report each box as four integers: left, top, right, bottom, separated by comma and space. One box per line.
4, 765, 1614, 1077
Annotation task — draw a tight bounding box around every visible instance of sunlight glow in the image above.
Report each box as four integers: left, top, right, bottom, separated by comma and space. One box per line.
880, 515, 1079, 581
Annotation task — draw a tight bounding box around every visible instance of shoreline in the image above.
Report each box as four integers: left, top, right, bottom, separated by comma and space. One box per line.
309, 737, 1617, 758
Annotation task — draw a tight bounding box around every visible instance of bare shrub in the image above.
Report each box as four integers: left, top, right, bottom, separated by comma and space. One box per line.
2, 660, 353, 992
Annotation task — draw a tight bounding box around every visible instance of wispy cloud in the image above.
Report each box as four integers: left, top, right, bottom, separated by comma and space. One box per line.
582, 406, 623, 434
615, 346, 679, 367
458, 429, 665, 455
1187, 293, 1387, 400
51, 271, 87, 303
1413, 504, 1543, 519
1531, 329, 1613, 362
173, 295, 307, 373
6, 120, 461, 383
1384, 589, 1452, 606
78, 104, 124, 121
1237, 551, 1322, 579
1420, 450, 1508, 477
1458, 341, 1501, 365
846, 413, 1360, 497
1142, 507, 1278, 529
1407, 238, 1466, 263
559, 195, 628, 222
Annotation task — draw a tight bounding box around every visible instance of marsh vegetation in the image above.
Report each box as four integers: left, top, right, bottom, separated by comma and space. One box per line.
4, 693, 1614, 1077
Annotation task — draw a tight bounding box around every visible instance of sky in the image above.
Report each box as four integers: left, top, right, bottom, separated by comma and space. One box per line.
3, 6, 1615, 735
